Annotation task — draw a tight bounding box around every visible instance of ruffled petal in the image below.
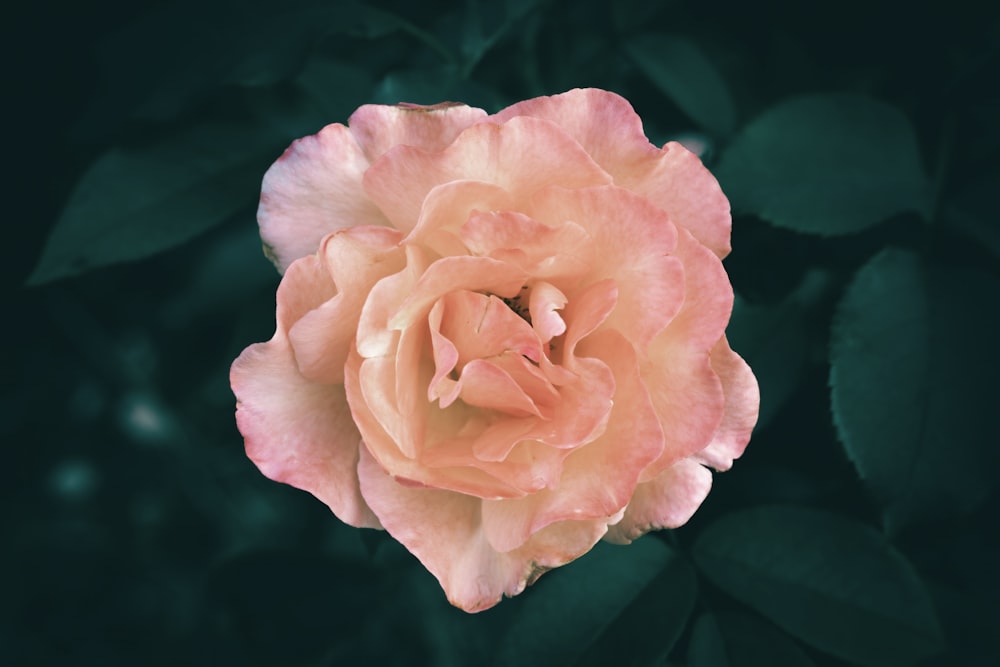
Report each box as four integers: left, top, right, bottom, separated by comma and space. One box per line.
618, 142, 732, 259
527, 185, 684, 350
481, 331, 663, 552
493, 91, 731, 259
491, 88, 657, 174
603, 458, 713, 544
288, 227, 404, 383
363, 116, 612, 233
231, 332, 380, 529
693, 338, 760, 471
348, 102, 488, 162
358, 446, 609, 613
258, 124, 390, 272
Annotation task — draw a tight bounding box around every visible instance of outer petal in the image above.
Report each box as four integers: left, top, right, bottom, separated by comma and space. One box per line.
693, 338, 760, 471
493, 89, 731, 258
258, 124, 390, 272
362, 116, 612, 233
231, 332, 380, 529
603, 458, 713, 544
620, 142, 732, 259
491, 88, 656, 174
358, 446, 609, 613
348, 102, 488, 162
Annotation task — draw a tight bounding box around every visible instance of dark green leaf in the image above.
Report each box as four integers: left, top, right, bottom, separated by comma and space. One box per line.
693, 506, 945, 667
688, 611, 818, 667
727, 293, 808, 429
494, 538, 697, 667
716, 94, 931, 235
943, 172, 1000, 259
28, 122, 286, 285
624, 34, 736, 137
829, 248, 1000, 531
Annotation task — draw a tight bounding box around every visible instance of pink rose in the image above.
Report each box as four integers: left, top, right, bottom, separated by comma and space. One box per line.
231, 88, 759, 612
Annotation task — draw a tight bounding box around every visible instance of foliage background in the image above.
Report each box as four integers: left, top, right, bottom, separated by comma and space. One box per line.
7, 0, 999, 665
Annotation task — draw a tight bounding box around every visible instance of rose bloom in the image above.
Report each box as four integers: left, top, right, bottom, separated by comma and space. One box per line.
231, 88, 758, 612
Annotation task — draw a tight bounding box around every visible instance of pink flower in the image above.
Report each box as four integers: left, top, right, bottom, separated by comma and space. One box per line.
231, 88, 759, 612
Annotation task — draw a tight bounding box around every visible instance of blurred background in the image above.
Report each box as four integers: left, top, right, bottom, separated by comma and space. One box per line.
6, 0, 999, 665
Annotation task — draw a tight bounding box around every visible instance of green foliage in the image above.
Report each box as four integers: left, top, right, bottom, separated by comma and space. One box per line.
830, 249, 1000, 532
624, 33, 737, 137
494, 538, 697, 667
28, 122, 288, 285
693, 506, 946, 666
716, 94, 932, 235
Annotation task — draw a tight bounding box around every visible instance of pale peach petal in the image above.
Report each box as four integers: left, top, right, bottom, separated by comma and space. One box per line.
358, 446, 609, 613
491, 88, 657, 175
362, 116, 612, 233
527, 185, 683, 349
356, 244, 431, 358
270, 252, 337, 335
389, 257, 527, 331
231, 333, 380, 529
603, 459, 713, 544
694, 338, 760, 471
459, 210, 593, 280
528, 282, 568, 343
348, 102, 488, 162
658, 227, 734, 351
406, 180, 516, 258
639, 348, 724, 482
619, 142, 732, 259
560, 279, 619, 365
436, 291, 541, 366
346, 349, 525, 500
481, 333, 663, 552
455, 359, 545, 417
288, 227, 404, 383
258, 124, 390, 272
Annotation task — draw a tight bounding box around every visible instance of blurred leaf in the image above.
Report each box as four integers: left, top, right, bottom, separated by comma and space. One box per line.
624, 34, 736, 137
693, 505, 945, 667
727, 294, 808, 429
829, 249, 1000, 531
29, 122, 286, 285
688, 611, 819, 667
209, 549, 381, 667
295, 57, 375, 124
494, 538, 697, 667
943, 171, 1000, 259
716, 94, 931, 235
460, 0, 544, 74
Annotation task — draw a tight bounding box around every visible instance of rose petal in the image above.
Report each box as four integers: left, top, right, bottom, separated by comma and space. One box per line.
406, 180, 516, 258
459, 210, 594, 280
528, 185, 683, 349
389, 257, 527, 331
288, 227, 404, 383
620, 142, 732, 259
358, 446, 610, 613
231, 333, 380, 529
346, 348, 526, 499
693, 338, 760, 471
259, 124, 390, 272
603, 458, 713, 544
481, 332, 663, 552
528, 282, 568, 343
348, 102, 488, 162
363, 116, 613, 233
493, 90, 731, 259
491, 88, 657, 175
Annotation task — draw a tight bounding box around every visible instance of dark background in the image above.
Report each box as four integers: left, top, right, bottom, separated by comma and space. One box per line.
6, 1, 999, 665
